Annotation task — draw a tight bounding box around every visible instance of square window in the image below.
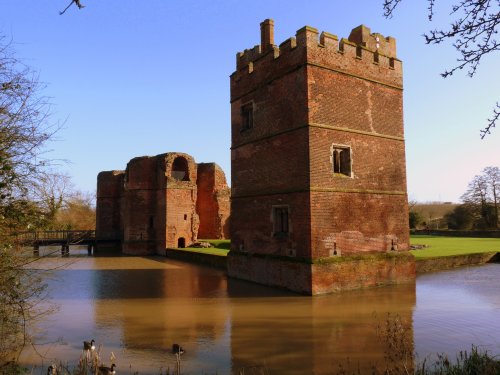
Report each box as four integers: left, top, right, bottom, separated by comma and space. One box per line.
241, 103, 253, 131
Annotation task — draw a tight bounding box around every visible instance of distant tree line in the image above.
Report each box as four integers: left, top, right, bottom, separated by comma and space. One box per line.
410, 166, 499, 230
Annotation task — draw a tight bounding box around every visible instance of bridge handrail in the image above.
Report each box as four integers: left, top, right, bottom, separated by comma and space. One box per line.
16, 230, 96, 242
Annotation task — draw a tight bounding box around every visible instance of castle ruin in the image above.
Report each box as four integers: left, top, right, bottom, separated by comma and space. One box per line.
96, 152, 230, 254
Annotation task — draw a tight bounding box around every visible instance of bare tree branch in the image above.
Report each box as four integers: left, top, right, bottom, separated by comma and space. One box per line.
384, 0, 499, 138
481, 102, 499, 139
59, 0, 85, 15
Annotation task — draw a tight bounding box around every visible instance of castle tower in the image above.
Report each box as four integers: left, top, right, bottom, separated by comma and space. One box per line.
228, 20, 415, 294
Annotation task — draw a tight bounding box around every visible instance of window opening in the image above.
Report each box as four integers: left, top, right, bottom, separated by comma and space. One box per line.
241, 103, 253, 131
171, 157, 189, 181
273, 206, 289, 235
332, 146, 351, 176
149, 215, 154, 229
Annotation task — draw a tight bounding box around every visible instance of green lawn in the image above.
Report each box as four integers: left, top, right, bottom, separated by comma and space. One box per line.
179, 239, 230, 256
410, 235, 500, 259
177, 236, 500, 260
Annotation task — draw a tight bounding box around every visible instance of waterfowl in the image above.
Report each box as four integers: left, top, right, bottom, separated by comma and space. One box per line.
98, 363, 116, 374
83, 339, 95, 351
47, 365, 57, 374
172, 343, 185, 355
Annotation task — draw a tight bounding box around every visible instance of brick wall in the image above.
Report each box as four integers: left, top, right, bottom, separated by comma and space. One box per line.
229, 20, 413, 294
197, 163, 230, 239
96, 152, 229, 254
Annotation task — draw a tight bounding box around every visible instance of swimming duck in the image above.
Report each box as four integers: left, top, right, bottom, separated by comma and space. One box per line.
98, 363, 116, 374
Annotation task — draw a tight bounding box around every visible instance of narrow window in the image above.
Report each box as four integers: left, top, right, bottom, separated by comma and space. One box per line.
273, 206, 289, 236
331, 146, 351, 177
149, 215, 154, 229
241, 102, 253, 131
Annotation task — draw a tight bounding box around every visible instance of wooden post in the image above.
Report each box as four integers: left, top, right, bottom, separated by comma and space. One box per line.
87, 244, 92, 256
33, 243, 39, 256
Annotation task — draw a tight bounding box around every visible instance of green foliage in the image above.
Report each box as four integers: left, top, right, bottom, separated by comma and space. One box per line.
409, 210, 423, 229
415, 346, 500, 375
445, 205, 475, 230
410, 235, 500, 259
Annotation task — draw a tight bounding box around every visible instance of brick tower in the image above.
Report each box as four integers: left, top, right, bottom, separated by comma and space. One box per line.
228, 20, 415, 294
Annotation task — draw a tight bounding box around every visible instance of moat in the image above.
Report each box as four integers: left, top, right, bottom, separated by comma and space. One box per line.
20, 248, 500, 374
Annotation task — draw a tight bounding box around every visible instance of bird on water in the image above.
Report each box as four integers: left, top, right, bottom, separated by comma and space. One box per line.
172, 343, 185, 355
47, 365, 57, 374
83, 339, 96, 351
98, 363, 116, 374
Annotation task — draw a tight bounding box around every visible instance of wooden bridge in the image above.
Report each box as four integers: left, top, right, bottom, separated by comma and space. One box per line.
17, 230, 96, 256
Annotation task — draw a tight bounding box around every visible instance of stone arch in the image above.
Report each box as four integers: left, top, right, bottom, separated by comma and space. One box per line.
171, 157, 190, 181
177, 237, 186, 248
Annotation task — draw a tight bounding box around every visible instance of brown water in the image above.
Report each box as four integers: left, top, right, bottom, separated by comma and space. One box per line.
19, 247, 500, 374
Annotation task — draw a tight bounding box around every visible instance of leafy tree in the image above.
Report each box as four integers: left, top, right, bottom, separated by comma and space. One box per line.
445, 204, 475, 230
383, 0, 499, 138
409, 210, 422, 229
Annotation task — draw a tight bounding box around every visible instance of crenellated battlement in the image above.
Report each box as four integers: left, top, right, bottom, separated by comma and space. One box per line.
232, 20, 402, 96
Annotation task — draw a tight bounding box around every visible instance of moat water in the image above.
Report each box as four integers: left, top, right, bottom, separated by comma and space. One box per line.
19, 247, 500, 374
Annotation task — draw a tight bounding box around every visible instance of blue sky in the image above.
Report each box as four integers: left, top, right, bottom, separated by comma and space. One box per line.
2, 0, 498, 202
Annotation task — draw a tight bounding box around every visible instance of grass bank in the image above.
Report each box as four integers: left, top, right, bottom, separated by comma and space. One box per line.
175, 239, 230, 256
410, 235, 500, 259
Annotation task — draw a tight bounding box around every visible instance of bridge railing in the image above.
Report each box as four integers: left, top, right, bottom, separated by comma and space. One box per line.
16, 230, 96, 243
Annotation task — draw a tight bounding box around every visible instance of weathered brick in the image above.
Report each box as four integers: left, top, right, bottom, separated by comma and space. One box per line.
228, 20, 414, 294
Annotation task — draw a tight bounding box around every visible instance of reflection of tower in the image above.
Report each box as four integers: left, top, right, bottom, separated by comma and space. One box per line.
91, 259, 230, 373
229, 281, 416, 374
228, 20, 415, 294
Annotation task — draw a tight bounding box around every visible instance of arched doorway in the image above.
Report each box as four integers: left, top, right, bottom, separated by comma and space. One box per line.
171, 157, 189, 181
177, 237, 186, 248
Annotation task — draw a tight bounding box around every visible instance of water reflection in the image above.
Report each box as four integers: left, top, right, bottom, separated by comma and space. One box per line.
19, 254, 500, 374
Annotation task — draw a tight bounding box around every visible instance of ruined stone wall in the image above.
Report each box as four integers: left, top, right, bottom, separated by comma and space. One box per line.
196, 163, 230, 239
96, 171, 125, 249
121, 156, 162, 255
164, 153, 198, 249
96, 152, 229, 254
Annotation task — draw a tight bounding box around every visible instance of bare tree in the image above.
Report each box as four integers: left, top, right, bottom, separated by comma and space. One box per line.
461, 166, 499, 228
483, 166, 500, 228
31, 171, 74, 227
0, 36, 57, 369
383, 0, 499, 138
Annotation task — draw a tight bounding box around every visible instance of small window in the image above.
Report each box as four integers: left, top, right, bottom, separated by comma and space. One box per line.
273, 206, 289, 236
149, 216, 154, 229
331, 146, 351, 177
241, 102, 253, 131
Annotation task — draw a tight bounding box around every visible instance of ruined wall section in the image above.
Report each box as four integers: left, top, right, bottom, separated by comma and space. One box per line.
196, 163, 230, 239
96, 170, 125, 247
122, 156, 162, 254
164, 153, 199, 249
